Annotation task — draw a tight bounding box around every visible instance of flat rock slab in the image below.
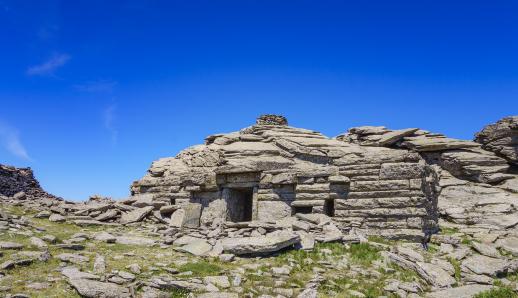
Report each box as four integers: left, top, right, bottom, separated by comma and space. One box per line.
94, 209, 119, 221
120, 206, 154, 224
496, 237, 518, 256
57, 253, 89, 264
221, 231, 300, 255
416, 262, 456, 288
61, 266, 100, 280
175, 240, 213, 256
472, 242, 500, 258
93, 231, 116, 243
115, 236, 156, 246
425, 285, 492, 298
0, 241, 24, 250
462, 254, 509, 276
29, 237, 48, 249
68, 278, 130, 298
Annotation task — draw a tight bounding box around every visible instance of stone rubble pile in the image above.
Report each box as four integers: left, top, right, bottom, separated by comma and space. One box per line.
0, 164, 62, 208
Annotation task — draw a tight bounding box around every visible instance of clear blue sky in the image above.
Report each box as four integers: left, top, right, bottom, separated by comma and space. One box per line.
1, 1, 517, 200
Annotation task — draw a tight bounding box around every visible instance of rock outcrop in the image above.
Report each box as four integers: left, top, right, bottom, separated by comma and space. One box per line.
0, 164, 59, 200
475, 116, 518, 166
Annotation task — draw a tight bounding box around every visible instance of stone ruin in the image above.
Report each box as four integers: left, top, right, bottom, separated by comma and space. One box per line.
129, 114, 518, 241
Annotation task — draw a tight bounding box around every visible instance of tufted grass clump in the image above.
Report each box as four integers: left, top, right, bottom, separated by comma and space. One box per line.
347, 242, 380, 266
177, 260, 223, 276
474, 286, 518, 298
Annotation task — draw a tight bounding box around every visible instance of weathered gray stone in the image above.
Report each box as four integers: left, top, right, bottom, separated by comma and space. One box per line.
462, 254, 510, 276
221, 231, 300, 255
61, 266, 100, 280
48, 213, 66, 222
472, 241, 501, 258
67, 278, 130, 298
0, 241, 23, 250
496, 237, 518, 256
29, 237, 48, 249
120, 206, 154, 224
175, 239, 213, 256
425, 285, 493, 298
57, 253, 89, 264
93, 231, 116, 243
183, 203, 202, 228
115, 236, 156, 246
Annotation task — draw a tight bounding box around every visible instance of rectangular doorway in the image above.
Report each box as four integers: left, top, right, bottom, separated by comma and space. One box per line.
226, 187, 253, 222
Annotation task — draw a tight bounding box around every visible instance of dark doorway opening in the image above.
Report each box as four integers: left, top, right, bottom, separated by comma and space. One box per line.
292, 206, 313, 215
324, 200, 335, 217
227, 188, 253, 222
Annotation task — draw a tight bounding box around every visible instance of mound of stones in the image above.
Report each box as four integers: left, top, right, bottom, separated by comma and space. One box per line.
0, 164, 62, 207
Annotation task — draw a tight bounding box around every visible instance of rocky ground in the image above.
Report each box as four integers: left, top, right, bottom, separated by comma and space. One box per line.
0, 204, 518, 298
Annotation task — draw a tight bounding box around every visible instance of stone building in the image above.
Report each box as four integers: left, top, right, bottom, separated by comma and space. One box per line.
131, 115, 451, 239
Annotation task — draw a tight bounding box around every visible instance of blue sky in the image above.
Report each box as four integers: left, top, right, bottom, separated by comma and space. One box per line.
1, 1, 517, 200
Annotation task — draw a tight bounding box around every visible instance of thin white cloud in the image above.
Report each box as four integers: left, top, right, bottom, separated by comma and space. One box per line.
0, 121, 31, 160
103, 104, 118, 145
27, 53, 70, 76
74, 80, 118, 93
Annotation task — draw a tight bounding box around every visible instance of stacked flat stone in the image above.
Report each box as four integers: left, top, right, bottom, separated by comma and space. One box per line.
337, 126, 513, 184
475, 116, 518, 166
256, 114, 288, 126
0, 164, 61, 203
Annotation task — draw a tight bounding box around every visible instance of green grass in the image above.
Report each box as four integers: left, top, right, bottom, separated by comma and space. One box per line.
447, 257, 461, 283
348, 243, 380, 266
368, 235, 395, 245
169, 288, 190, 298
474, 287, 518, 298
440, 227, 460, 235
177, 260, 224, 276
461, 235, 473, 246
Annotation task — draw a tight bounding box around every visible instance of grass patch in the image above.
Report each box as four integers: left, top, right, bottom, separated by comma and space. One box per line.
168, 288, 190, 298
440, 227, 460, 235
368, 235, 395, 245
348, 243, 380, 266
177, 260, 223, 276
0, 253, 80, 298
447, 257, 461, 283
474, 286, 518, 298
461, 236, 473, 246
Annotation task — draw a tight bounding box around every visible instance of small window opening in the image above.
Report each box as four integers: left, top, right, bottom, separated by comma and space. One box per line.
324, 199, 335, 217
292, 206, 313, 215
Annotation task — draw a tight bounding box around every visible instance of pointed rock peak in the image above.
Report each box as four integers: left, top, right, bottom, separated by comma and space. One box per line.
256, 114, 288, 126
